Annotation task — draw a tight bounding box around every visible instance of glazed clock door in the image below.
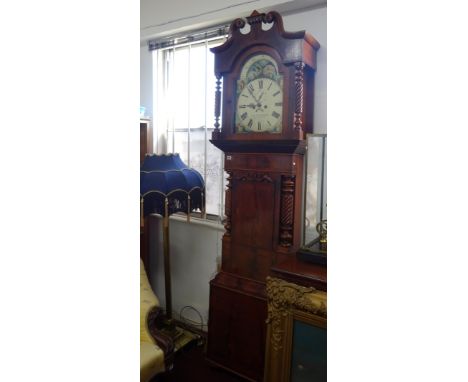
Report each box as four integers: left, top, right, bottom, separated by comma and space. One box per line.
235, 54, 284, 133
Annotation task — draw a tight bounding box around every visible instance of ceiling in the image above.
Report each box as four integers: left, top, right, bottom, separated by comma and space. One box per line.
141, 0, 326, 41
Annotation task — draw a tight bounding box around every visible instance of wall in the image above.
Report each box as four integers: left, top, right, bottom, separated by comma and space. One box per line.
142, 4, 327, 329
149, 216, 223, 330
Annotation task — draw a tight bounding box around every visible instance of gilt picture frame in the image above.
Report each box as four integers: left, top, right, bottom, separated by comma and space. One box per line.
264, 277, 327, 382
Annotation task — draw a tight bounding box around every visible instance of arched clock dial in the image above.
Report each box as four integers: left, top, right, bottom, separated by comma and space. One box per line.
235, 53, 283, 133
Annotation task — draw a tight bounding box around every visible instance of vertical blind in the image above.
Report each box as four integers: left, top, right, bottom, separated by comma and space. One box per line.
151, 27, 228, 218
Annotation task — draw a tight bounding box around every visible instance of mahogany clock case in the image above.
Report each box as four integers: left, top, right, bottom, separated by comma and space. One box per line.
210, 10, 319, 153
207, 151, 305, 382
221, 152, 305, 281
206, 10, 322, 382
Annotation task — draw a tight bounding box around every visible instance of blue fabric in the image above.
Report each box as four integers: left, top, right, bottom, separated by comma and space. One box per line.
140, 154, 205, 217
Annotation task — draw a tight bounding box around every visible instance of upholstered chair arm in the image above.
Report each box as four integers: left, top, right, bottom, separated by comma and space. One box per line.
147, 306, 175, 371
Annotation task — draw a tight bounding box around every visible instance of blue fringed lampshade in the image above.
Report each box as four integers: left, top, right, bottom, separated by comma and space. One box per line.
140, 153, 205, 220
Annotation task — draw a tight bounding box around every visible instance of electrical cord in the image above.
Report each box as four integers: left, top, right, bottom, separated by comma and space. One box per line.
179, 305, 206, 331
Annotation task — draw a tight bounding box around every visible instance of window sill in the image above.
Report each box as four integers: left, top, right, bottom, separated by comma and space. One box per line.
149, 213, 225, 232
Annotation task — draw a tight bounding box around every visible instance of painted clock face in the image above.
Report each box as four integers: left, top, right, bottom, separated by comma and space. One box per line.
235, 54, 283, 133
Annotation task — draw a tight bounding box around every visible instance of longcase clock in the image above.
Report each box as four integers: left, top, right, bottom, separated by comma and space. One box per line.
206, 10, 320, 381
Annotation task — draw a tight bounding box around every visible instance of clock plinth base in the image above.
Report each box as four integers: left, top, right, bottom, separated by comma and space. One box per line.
206, 271, 267, 382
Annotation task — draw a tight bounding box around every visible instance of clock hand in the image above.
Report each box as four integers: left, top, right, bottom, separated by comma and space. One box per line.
258, 91, 265, 103
247, 86, 260, 104
239, 103, 256, 109
253, 92, 264, 111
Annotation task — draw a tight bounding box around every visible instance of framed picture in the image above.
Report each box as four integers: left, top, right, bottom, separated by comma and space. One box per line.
264, 277, 327, 382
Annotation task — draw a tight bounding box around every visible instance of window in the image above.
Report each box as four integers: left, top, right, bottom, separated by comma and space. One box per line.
151, 31, 227, 219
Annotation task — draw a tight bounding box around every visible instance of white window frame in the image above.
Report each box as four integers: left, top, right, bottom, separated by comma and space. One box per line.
151, 31, 228, 222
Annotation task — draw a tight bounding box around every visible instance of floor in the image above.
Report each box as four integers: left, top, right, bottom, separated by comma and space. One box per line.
153, 340, 245, 382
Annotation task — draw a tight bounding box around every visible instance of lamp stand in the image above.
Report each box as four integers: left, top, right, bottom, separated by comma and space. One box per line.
162, 214, 173, 325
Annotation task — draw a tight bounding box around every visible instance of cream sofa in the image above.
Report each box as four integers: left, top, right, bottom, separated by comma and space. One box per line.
140, 259, 174, 381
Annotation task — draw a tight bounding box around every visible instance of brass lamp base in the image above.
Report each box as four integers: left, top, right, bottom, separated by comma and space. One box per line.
173, 327, 200, 352
159, 318, 201, 353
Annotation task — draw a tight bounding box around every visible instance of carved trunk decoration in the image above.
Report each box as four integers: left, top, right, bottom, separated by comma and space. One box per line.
279, 175, 296, 247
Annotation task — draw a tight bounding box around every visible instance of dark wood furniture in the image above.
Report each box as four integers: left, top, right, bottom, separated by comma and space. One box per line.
140, 118, 153, 272
206, 10, 320, 381
148, 299, 176, 372
271, 255, 327, 291
140, 118, 153, 165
